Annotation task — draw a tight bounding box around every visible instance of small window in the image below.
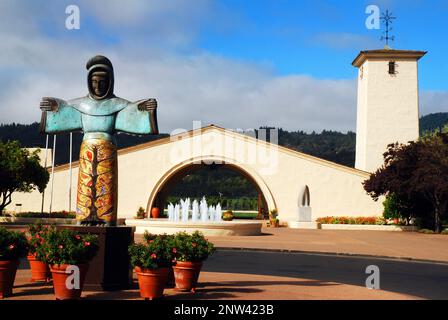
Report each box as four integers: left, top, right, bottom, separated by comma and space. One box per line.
388, 61, 396, 75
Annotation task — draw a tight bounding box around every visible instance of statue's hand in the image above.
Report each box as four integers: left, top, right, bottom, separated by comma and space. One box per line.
138, 98, 157, 112
40, 97, 59, 112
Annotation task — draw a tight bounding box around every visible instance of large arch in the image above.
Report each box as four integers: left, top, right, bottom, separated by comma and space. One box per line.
145, 155, 277, 217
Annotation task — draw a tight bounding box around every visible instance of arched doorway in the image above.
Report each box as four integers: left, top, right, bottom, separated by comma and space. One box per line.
146, 156, 276, 219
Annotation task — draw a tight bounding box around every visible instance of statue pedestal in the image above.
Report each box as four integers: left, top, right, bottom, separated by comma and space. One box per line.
57, 225, 135, 291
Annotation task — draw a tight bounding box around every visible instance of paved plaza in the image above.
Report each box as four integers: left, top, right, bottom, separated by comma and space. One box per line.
3, 228, 448, 300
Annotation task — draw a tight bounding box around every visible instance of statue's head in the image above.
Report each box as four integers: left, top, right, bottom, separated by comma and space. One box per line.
86, 55, 114, 100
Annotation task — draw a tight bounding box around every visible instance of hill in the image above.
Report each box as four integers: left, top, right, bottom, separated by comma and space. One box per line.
420, 112, 448, 133
2, 112, 447, 167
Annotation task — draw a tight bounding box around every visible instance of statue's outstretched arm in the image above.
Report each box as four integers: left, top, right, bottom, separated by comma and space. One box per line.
39, 97, 82, 134
115, 98, 159, 135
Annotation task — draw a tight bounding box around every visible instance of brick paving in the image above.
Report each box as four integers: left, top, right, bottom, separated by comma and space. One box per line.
7, 269, 416, 300
2, 227, 446, 300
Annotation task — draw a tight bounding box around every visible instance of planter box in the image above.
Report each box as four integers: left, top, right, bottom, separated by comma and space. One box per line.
0, 217, 76, 225
0, 217, 127, 226
320, 224, 418, 232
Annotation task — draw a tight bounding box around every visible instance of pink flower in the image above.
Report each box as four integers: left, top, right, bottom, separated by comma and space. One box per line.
84, 242, 91, 247
58, 245, 63, 249
172, 248, 177, 253
192, 242, 197, 248
8, 244, 15, 250
150, 253, 157, 259
75, 235, 81, 240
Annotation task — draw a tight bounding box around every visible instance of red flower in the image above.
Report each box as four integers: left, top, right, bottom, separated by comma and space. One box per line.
84, 242, 91, 247
192, 242, 197, 248
172, 248, 177, 253
8, 244, 15, 250
150, 253, 157, 259
75, 235, 81, 240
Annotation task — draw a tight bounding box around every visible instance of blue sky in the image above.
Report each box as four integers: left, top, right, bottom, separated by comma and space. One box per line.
41, 0, 448, 88
199, 0, 446, 90
0, 0, 447, 131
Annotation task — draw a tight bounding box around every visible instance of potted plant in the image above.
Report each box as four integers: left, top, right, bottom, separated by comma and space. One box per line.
151, 207, 160, 219
129, 233, 173, 300
38, 229, 98, 300
222, 210, 234, 221
269, 209, 279, 227
26, 222, 54, 282
0, 227, 28, 298
143, 232, 176, 288
172, 231, 215, 293
135, 207, 146, 219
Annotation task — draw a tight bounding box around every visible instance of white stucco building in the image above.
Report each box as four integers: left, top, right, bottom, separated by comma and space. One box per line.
8, 48, 426, 226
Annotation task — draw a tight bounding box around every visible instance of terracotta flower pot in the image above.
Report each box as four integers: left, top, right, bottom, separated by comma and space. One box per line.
151, 207, 160, 219
50, 264, 89, 300
0, 260, 19, 299
173, 261, 203, 293
28, 255, 51, 283
135, 266, 169, 300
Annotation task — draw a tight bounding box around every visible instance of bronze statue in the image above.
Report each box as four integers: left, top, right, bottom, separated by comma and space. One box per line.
40, 55, 159, 226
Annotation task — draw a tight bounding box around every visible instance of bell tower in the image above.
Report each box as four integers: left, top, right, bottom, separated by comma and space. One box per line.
352, 49, 426, 172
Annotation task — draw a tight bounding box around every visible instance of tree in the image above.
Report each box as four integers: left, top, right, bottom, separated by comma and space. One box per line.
0, 140, 49, 214
363, 132, 448, 233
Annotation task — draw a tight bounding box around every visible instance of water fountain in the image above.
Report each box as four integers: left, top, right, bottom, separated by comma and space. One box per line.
127, 196, 262, 236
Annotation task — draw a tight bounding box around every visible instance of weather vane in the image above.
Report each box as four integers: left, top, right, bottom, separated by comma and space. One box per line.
380, 10, 396, 48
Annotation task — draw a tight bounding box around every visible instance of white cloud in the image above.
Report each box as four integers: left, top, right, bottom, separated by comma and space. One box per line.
420, 91, 448, 116
1, 0, 445, 136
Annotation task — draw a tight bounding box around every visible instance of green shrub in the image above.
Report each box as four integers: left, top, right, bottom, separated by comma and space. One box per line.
26, 222, 56, 256
6, 211, 76, 219
316, 216, 386, 225
233, 212, 258, 219
135, 207, 146, 219
172, 231, 215, 262
129, 233, 174, 270
37, 229, 99, 265
222, 210, 234, 221
0, 227, 28, 261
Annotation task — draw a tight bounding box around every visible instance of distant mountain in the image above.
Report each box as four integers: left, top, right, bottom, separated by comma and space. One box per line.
420, 112, 448, 134
1, 112, 447, 168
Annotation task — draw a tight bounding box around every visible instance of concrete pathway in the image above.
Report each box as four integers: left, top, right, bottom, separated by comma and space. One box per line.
181, 228, 448, 263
